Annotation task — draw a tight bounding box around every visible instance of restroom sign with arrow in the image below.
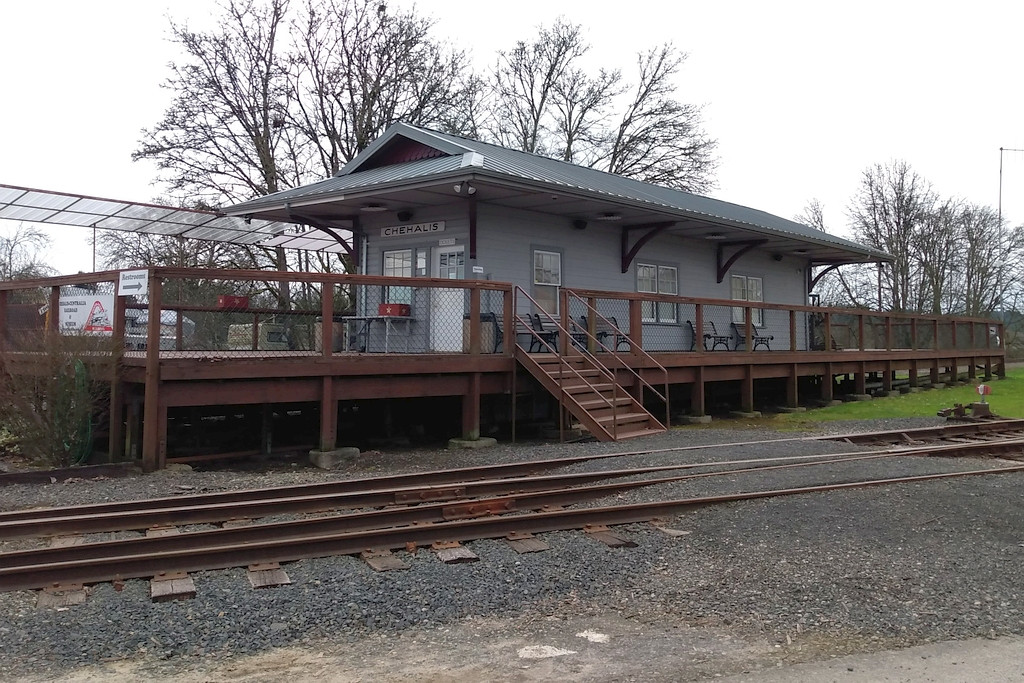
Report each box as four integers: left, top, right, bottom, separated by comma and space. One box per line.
118, 270, 148, 296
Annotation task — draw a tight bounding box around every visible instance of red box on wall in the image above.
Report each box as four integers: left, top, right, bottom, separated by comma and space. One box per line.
378, 303, 411, 316
217, 295, 249, 309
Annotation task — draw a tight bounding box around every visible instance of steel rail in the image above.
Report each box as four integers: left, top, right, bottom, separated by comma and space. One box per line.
0, 450, 911, 570
3, 463, 1024, 593
6, 419, 1022, 526
816, 418, 1024, 444
5, 434, 1024, 540
0, 448, 886, 539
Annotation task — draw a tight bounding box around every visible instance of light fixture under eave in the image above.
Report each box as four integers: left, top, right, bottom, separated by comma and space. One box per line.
453, 182, 477, 195
360, 203, 388, 212
594, 212, 622, 222
704, 232, 726, 240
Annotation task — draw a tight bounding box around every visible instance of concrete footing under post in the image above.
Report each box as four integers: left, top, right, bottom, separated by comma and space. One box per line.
309, 447, 360, 469
844, 394, 873, 402
676, 415, 712, 425
448, 436, 498, 449
775, 406, 806, 413
729, 410, 762, 419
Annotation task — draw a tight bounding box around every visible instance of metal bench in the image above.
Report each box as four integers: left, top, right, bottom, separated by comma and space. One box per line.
702, 320, 732, 351
578, 315, 629, 351
731, 322, 773, 351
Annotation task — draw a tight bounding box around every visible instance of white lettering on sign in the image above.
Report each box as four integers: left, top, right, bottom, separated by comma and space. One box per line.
118, 270, 149, 296
438, 238, 456, 246
380, 221, 445, 237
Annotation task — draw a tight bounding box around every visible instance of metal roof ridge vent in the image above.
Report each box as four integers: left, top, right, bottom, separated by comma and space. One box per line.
460, 152, 484, 168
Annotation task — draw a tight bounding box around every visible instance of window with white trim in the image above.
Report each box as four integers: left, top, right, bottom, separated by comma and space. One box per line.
731, 275, 763, 326
383, 249, 413, 305
533, 249, 561, 313
637, 263, 678, 323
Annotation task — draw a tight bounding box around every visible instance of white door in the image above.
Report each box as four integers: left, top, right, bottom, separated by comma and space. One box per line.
430, 246, 465, 351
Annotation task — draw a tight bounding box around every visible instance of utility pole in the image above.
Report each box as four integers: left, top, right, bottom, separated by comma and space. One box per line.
999, 147, 1024, 227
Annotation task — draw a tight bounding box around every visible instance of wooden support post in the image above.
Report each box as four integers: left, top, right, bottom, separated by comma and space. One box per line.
930, 363, 940, 385
261, 403, 273, 455
691, 365, 705, 416
157, 402, 168, 470
858, 313, 865, 351
468, 288, 481, 354
48, 286, 60, 334
789, 310, 797, 352
968, 356, 977, 380
321, 281, 333, 357
694, 304, 705, 353
786, 363, 799, 408
854, 362, 866, 395
820, 363, 834, 402
462, 372, 482, 440
629, 298, 643, 355
744, 307, 753, 352
141, 273, 162, 472
823, 312, 832, 351
318, 377, 336, 453
909, 359, 919, 387
885, 315, 892, 350
951, 321, 958, 351
882, 361, 893, 392
107, 295, 127, 462
586, 296, 597, 354
741, 365, 754, 413
558, 290, 570, 356
503, 287, 514, 355
0, 290, 7, 352
125, 396, 141, 461
910, 318, 918, 350
933, 319, 939, 350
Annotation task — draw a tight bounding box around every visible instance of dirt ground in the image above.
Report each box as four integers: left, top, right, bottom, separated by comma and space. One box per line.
25, 607, 1024, 683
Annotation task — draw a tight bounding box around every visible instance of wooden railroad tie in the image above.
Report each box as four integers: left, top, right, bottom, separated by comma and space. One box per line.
37, 583, 87, 609
505, 531, 550, 554
360, 548, 409, 572
150, 571, 196, 602
431, 540, 479, 564
583, 524, 637, 548
247, 562, 291, 589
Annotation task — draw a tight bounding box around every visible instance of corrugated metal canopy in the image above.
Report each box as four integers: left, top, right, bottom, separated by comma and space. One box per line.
0, 184, 350, 254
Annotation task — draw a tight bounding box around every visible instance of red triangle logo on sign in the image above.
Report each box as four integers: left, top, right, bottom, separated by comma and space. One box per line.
83, 300, 112, 333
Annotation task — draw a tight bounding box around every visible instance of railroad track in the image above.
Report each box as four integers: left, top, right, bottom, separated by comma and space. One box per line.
4, 423, 1024, 597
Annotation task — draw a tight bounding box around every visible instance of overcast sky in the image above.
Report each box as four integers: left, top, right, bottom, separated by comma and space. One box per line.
1, 0, 1022, 274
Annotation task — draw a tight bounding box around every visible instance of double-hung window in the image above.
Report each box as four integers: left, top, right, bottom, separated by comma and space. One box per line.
533, 249, 561, 314
637, 263, 678, 323
731, 275, 763, 326
383, 249, 413, 305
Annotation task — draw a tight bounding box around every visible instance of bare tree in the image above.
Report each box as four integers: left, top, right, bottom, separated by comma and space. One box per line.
487, 21, 716, 192
288, 0, 470, 175
0, 224, 57, 281
601, 45, 717, 193
135, 0, 297, 205
846, 161, 935, 312
795, 199, 827, 232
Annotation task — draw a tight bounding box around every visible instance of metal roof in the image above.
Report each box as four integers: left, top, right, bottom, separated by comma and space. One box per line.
227, 123, 890, 263
0, 184, 349, 254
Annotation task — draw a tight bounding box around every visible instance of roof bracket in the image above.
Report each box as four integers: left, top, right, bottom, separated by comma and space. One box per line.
620, 222, 677, 273
716, 239, 768, 283
809, 263, 843, 291
285, 207, 357, 259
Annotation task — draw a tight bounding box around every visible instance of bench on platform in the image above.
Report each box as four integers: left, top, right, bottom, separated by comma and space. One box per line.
731, 322, 773, 351
702, 320, 732, 351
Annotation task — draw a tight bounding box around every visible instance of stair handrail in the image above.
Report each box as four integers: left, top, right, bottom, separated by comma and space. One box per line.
566, 292, 670, 429
512, 286, 622, 439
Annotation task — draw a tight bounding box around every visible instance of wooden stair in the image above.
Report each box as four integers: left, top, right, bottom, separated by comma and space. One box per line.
515, 350, 666, 441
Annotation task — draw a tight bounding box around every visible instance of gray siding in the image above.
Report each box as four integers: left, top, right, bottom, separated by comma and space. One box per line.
359, 203, 810, 352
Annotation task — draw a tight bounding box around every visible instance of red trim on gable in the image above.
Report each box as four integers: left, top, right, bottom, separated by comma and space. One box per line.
360, 138, 448, 170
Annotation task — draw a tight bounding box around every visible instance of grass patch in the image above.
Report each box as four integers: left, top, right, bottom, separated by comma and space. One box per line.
776, 368, 1020, 425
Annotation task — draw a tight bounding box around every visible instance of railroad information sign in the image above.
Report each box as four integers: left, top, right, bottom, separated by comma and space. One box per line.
977, 384, 991, 396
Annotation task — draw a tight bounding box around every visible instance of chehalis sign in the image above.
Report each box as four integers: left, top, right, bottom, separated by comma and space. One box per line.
380, 221, 445, 237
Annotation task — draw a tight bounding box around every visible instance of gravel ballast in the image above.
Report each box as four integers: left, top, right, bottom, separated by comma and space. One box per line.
2, 417, 1024, 681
